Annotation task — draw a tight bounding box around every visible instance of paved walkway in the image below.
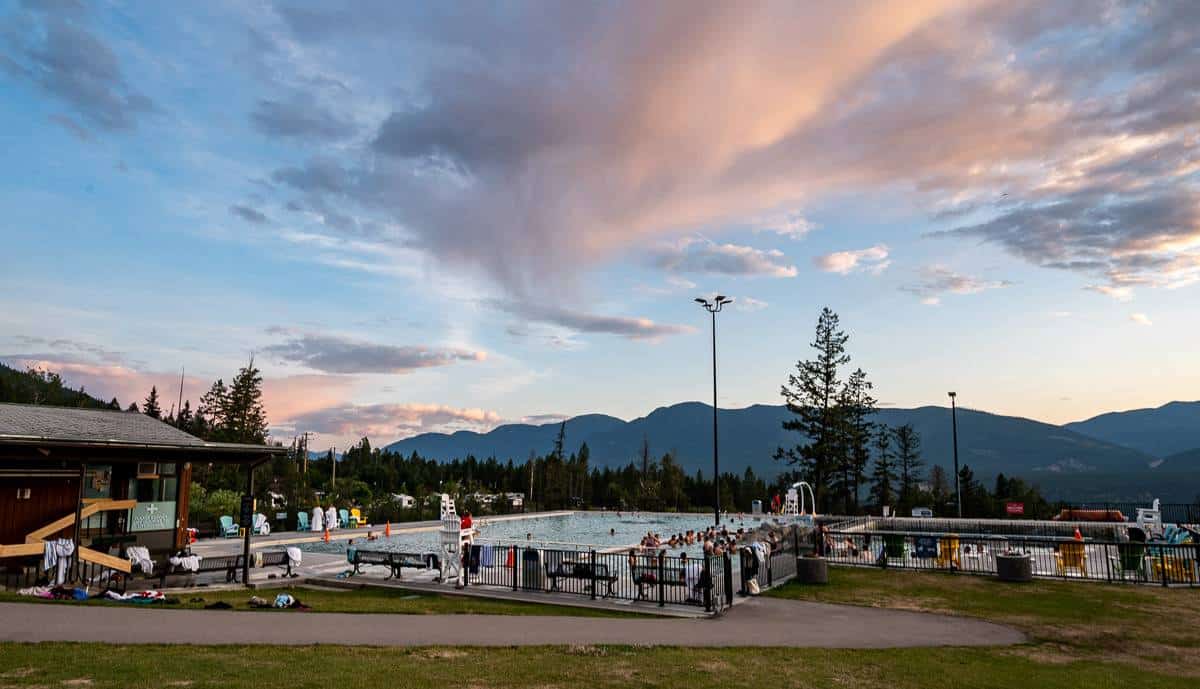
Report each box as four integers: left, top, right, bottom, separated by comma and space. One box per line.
0, 597, 1024, 648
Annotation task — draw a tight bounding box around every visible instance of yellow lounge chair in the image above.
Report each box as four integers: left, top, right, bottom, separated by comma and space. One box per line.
1055, 542, 1087, 574
936, 536, 960, 569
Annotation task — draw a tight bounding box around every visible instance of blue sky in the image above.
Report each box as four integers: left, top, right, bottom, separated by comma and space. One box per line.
1, 1, 1198, 450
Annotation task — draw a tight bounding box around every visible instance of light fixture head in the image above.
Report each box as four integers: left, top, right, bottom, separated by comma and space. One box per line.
948, 391, 957, 398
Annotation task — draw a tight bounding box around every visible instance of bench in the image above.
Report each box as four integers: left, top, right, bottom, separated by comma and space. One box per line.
630, 562, 689, 601
257, 551, 296, 578
348, 549, 435, 579
544, 559, 617, 597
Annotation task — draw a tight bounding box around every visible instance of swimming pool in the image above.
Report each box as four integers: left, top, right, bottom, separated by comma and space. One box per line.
300, 510, 775, 556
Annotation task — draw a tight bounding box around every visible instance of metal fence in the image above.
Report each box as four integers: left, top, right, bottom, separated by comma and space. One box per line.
821, 515, 1134, 540
824, 529, 1200, 587
1053, 502, 1200, 526
465, 543, 731, 612
738, 537, 802, 594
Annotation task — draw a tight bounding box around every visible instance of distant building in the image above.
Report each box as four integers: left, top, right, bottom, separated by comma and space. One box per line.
391, 493, 415, 508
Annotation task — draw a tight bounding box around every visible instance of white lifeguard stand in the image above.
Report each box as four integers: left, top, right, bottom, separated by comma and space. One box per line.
784, 481, 816, 517
438, 494, 473, 587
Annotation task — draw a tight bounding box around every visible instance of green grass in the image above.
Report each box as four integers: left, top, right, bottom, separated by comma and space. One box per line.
0, 643, 1195, 689
0, 585, 642, 617
2, 568, 1198, 688
767, 565, 1200, 670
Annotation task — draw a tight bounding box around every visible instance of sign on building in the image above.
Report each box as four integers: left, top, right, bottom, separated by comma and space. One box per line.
1006, 501, 1025, 516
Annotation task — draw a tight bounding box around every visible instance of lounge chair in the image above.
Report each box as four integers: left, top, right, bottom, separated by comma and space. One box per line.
252, 513, 271, 535
350, 508, 365, 527
936, 536, 960, 569
1112, 542, 1148, 581
297, 511, 309, 532
219, 515, 239, 538
1055, 542, 1087, 575
339, 508, 356, 529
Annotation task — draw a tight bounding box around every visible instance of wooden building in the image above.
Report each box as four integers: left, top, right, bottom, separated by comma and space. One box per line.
0, 402, 284, 586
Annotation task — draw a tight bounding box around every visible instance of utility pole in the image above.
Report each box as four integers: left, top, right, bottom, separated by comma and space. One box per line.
176, 367, 185, 424
695, 295, 732, 526
301, 432, 310, 474
949, 392, 962, 518
331, 447, 337, 487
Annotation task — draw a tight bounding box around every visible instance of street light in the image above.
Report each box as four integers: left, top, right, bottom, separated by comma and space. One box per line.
948, 391, 961, 518
695, 295, 732, 525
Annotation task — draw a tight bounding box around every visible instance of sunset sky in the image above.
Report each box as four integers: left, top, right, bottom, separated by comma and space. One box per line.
2, 1, 1197, 450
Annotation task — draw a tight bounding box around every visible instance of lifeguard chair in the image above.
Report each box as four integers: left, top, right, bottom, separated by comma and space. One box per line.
438, 494, 473, 587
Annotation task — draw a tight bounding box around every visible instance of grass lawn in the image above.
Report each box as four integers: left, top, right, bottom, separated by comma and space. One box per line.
1, 568, 1198, 688
0, 585, 641, 617
767, 565, 1200, 676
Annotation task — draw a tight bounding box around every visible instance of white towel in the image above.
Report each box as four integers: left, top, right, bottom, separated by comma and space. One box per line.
168, 554, 201, 572
127, 546, 154, 575
47, 539, 75, 585
312, 507, 325, 531
286, 546, 302, 566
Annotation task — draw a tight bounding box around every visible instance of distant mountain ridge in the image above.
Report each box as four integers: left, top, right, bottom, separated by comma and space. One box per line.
1064, 401, 1200, 458
385, 401, 1184, 500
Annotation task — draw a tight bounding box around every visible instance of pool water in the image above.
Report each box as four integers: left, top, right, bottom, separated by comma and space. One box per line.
300, 511, 774, 556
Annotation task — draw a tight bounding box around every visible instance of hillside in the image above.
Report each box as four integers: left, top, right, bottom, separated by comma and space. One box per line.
0, 361, 115, 409
386, 401, 1162, 497
1064, 401, 1200, 458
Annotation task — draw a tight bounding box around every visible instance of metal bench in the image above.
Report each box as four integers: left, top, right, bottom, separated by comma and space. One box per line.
544, 559, 618, 597
630, 562, 688, 601
348, 549, 434, 579
257, 551, 296, 578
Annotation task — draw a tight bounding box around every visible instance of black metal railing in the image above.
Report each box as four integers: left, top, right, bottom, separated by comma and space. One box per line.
466, 543, 731, 612
821, 516, 1130, 540
1052, 502, 1200, 526
823, 529, 1200, 587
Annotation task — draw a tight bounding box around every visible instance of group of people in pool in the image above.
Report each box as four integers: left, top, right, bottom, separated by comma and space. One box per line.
627, 523, 766, 557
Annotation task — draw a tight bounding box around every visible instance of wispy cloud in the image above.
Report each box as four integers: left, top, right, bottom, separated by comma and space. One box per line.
262, 334, 486, 375
1129, 313, 1152, 326
814, 245, 890, 275
287, 402, 503, 441
902, 266, 1012, 305
652, 238, 797, 278
491, 300, 693, 341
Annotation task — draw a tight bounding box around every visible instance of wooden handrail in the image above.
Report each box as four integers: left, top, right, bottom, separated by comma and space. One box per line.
0, 542, 44, 558
25, 499, 137, 543
77, 546, 132, 573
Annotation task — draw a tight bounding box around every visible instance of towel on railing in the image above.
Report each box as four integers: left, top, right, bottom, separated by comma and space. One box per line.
286, 546, 302, 567
168, 553, 201, 572
126, 546, 154, 574
253, 513, 271, 535
43, 538, 75, 585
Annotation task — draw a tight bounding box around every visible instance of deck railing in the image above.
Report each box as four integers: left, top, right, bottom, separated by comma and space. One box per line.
823, 529, 1200, 587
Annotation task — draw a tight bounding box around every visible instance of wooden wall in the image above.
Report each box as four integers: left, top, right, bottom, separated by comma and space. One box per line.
0, 476, 80, 545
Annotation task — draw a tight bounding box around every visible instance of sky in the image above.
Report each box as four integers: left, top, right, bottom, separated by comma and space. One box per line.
1, 0, 1198, 451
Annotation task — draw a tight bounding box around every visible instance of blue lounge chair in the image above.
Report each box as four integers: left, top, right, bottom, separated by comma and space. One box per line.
339, 508, 358, 528
219, 515, 239, 538
297, 511, 309, 532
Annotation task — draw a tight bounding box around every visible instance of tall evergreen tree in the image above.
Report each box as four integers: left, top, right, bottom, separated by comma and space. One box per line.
836, 367, 875, 513
142, 386, 162, 419
126, 401, 139, 412
893, 424, 924, 506
224, 359, 268, 444
869, 425, 897, 511
775, 307, 851, 511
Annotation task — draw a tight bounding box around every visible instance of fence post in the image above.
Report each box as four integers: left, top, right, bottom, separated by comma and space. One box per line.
1161, 547, 1169, 588
512, 547, 518, 591
590, 549, 597, 601
703, 556, 713, 613
723, 551, 733, 607
657, 552, 665, 608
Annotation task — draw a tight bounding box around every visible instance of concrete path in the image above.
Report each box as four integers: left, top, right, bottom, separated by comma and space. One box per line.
0, 598, 1024, 648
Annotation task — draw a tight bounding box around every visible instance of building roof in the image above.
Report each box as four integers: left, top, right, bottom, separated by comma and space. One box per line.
0, 402, 285, 456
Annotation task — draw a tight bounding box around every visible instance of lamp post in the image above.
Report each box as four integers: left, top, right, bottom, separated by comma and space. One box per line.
948, 391, 961, 518
695, 295, 732, 525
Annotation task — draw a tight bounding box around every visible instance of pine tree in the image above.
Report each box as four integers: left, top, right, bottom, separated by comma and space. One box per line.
893, 424, 924, 507
869, 425, 897, 511
142, 386, 162, 419
198, 379, 229, 438
836, 368, 875, 513
108, 397, 120, 410
126, 401, 139, 412
775, 307, 851, 511
223, 359, 269, 444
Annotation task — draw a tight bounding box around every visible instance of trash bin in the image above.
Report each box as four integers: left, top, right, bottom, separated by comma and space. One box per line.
996, 552, 1033, 582
796, 556, 828, 584
521, 547, 544, 591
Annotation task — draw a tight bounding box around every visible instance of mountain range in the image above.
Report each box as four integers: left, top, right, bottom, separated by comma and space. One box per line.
386, 401, 1200, 502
